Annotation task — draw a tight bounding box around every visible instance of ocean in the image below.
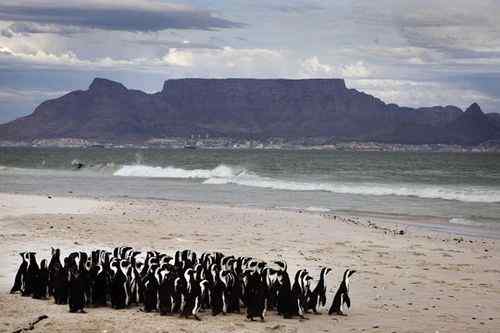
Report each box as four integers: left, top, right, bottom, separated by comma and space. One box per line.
1, 147, 499, 230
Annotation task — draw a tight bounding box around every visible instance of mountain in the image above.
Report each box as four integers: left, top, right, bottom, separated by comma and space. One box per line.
1, 78, 499, 144
488, 113, 500, 128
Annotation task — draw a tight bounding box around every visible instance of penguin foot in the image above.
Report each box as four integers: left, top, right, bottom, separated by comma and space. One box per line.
337, 311, 347, 316
194, 315, 201, 321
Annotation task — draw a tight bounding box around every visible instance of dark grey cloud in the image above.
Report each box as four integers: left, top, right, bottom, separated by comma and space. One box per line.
0, 1, 243, 34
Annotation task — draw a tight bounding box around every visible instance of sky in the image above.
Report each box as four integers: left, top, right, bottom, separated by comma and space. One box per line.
1, 0, 500, 123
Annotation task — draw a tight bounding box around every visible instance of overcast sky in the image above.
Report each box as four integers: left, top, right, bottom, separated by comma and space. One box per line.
1, 0, 500, 123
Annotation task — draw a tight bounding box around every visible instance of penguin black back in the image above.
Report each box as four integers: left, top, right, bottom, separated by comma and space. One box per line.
329, 269, 356, 316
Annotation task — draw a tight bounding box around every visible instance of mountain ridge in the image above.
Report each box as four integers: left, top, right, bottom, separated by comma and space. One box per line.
0, 77, 499, 144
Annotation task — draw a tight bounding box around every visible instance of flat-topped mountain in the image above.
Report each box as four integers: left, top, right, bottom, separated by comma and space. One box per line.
0, 78, 499, 144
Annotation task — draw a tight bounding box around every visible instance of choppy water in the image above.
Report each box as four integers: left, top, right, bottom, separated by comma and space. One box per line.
1, 147, 499, 228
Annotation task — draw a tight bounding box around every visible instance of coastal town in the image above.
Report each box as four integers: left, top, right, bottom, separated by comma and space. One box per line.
1, 136, 500, 153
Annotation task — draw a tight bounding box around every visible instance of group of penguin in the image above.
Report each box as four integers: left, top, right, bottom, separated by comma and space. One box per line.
10, 247, 356, 321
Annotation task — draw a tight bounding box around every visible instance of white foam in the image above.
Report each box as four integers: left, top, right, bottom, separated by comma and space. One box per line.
114, 164, 500, 203
204, 172, 500, 203
304, 206, 331, 213
113, 164, 241, 179
449, 217, 482, 226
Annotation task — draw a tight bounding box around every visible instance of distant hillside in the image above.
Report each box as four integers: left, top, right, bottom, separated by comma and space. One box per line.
1, 78, 499, 144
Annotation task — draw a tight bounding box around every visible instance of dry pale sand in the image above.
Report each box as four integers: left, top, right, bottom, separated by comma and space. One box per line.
0, 193, 499, 333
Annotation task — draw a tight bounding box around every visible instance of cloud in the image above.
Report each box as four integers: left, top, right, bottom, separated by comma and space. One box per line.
1, 22, 88, 38
0, 44, 286, 78
348, 78, 500, 110
392, 0, 500, 59
299, 56, 371, 78
266, 2, 325, 14
0, 0, 243, 34
0, 87, 67, 103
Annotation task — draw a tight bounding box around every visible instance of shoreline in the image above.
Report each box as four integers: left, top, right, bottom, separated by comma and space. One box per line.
2, 190, 499, 240
1, 193, 499, 332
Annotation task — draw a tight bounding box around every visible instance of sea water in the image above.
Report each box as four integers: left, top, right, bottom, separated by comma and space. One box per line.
1, 147, 499, 229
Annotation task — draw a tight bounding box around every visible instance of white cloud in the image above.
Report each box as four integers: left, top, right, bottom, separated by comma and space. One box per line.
299, 56, 371, 78
162, 48, 194, 67
348, 79, 499, 110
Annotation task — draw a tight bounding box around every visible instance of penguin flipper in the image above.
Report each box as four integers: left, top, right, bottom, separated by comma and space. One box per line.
345, 294, 351, 309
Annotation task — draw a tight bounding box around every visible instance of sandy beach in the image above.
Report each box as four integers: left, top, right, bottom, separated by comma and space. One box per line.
0, 192, 499, 333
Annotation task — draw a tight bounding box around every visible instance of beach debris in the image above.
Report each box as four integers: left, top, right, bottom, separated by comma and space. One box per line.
12, 315, 48, 333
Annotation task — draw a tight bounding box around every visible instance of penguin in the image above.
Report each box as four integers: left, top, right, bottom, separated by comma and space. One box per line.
276, 270, 293, 318
180, 268, 199, 319
21, 252, 39, 297
306, 267, 332, 314
158, 270, 175, 315
92, 264, 109, 306
245, 270, 266, 321
210, 265, 225, 316
194, 280, 210, 319
10, 252, 28, 294
68, 259, 86, 313
110, 259, 128, 309
48, 248, 62, 297
53, 257, 70, 305
291, 269, 308, 319
33, 259, 49, 299
329, 269, 356, 316
142, 265, 159, 312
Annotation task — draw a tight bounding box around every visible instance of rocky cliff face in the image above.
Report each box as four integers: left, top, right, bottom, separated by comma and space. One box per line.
0, 78, 498, 144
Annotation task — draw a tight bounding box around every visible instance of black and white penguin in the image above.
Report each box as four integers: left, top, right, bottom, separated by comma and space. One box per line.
23, 252, 39, 297
33, 259, 49, 299
276, 270, 292, 317
306, 267, 332, 313
159, 270, 175, 315
110, 259, 128, 309
142, 265, 159, 312
53, 257, 70, 305
68, 259, 86, 313
10, 252, 28, 294
290, 269, 308, 319
180, 268, 199, 319
245, 270, 267, 321
210, 265, 226, 316
92, 264, 109, 306
329, 269, 356, 316
48, 248, 62, 297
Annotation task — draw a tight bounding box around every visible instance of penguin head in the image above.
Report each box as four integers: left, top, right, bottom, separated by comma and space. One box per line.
348, 270, 356, 277
273, 260, 287, 272
40, 259, 47, 269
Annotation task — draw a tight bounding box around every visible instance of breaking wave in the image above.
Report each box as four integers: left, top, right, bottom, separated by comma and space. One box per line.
113, 164, 500, 203
113, 164, 243, 179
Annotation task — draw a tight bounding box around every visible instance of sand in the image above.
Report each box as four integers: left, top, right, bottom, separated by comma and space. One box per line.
0, 193, 499, 333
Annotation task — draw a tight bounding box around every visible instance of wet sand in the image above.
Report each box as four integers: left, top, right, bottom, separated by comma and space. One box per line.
0, 193, 499, 332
